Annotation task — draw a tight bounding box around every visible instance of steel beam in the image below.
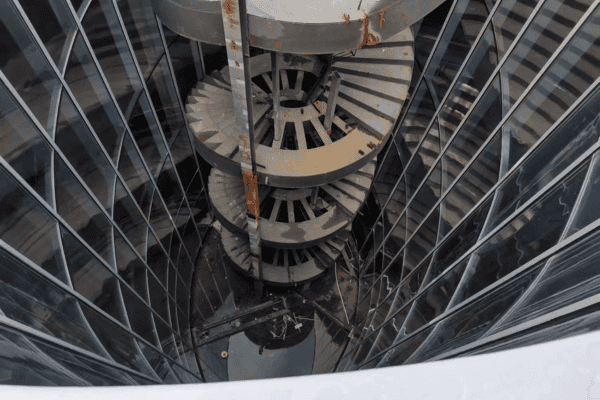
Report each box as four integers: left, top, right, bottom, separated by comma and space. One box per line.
271, 52, 282, 141
324, 71, 342, 132
220, 0, 263, 295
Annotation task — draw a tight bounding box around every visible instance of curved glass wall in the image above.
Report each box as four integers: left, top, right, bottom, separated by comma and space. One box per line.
0, 0, 209, 384
1, 0, 600, 386
346, 0, 600, 372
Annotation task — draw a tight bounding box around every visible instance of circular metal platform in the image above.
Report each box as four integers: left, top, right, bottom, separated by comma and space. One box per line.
209, 160, 375, 248
186, 30, 413, 188
152, 0, 443, 54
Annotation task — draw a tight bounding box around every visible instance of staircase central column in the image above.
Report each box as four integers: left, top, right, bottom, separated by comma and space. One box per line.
220, 0, 263, 295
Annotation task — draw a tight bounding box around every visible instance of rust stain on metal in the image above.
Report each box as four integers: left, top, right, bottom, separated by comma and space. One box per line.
235, 61, 240, 67
327, 129, 332, 135
358, 13, 379, 49
230, 41, 239, 50
242, 171, 260, 218
223, 0, 235, 14
379, 10, 385, 27
341, 13, 350, 24
229, 18, 238, 24
359, 127, 383, 143
314, 100, 326, 113
358, 150, 365, 155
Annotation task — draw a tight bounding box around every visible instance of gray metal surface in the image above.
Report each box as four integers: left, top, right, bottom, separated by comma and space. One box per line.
209, 160, 375, 248
186, 31, 413, 188
152, 0, 443, 54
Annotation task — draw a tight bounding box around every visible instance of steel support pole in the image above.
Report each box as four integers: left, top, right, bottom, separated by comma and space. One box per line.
220, 0, 263, 296
271, 51, 282, 141
324, 71, 342, 132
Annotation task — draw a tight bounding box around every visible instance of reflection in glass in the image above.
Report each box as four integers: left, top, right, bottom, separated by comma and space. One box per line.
438, 26, 497, 146
0, 166, 65, 281
129, 93, 169, 178
65, 34, 126, 162
114, 229, 150, 303
0, 248, 107, 356
507, 8, 600, 167
82, 0, 143, 116
440, 134, 500, 235
119, 133, 154, 216
408, 260, 544, 363
0, 4, 60, 132
0, 325, 89, 386
493, 228, 600, 332
0, 82, 53, 201
454, 163, 588, 304
80, 302, 156, 377
116, 0, 164, 79
485, 85, 600, 234
500, 0, 594, 108
569, 151, 600, 234
56, 92, 114, 211
55, 157, 114, 264
157, 156, 185, 220
19, 0, 77, 67
443, 77, 502, 192
147, 56, 185, 145
165, 32, 200, 102
424, 0, 489, 103
396, 82, 436, 154
61, 227, 126, 323
171, 127, 198, 190
121, 283, 159, 346
113, 179, 148, 259
37, 338, 143, 386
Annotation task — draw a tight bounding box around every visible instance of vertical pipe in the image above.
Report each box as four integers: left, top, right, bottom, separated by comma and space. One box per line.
272, 51, 282, 141
324, 71, 342, 132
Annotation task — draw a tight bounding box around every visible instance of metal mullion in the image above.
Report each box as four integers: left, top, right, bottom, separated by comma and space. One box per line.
433, 293, 600, 362
58, 29, 78, 76
108, 0, 193, 215
368, 30, 600, 278
61, 0, 146, 174
362, 0, 552, 248
0, 149, 184, 367
47, 84, 62, 139
367, 216, 600, 367
380, 221, 600, 368
78, 0, 94, 20
409, 0, 597, 214
0, 314, 160, 384
361, 153, 600, 367
0, 238, 165, 383
481, 151, 600, 338
357, 136, 600, 355
155, 22, 212, 219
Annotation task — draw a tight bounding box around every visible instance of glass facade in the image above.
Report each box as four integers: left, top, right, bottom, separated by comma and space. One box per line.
1, 0, 600, 386
340, 0, 600, 371
0, 0, 208, 385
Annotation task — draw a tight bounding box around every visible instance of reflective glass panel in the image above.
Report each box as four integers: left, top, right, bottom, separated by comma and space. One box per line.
19, 0, 77, 67
116, 0, 164, 79
64, 33, 126, 162
61, 227, 126, 323
119, 133, 154, 216
0, 248, 106, 356
0, 3, 60, 131
56, 92, 114, 211
147, 56, 185, 145
82, 0, 143, 115
0, 82, 53, 201
0, 166, 65, 281
55, 157, 114, 264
